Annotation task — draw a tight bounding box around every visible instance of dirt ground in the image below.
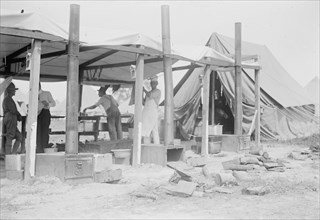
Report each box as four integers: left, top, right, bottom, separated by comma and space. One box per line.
1, 138, 319, 219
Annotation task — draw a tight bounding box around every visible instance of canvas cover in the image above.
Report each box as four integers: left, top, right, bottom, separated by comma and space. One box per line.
174, 33, 319, 140
1, 11, 242, 87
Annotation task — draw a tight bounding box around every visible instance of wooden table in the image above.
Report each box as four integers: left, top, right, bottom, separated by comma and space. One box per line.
50, 114, 133, 141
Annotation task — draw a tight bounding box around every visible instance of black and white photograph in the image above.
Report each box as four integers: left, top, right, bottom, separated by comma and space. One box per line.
0, 1, 319, 219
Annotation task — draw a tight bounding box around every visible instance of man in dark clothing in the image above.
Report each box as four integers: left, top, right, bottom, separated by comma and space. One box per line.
2, 83, 22, 154
83, 86, 123, 140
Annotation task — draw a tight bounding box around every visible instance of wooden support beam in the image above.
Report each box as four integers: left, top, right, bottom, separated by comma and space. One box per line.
5, 43, 31, 61
65, 4, 80, 155
162, 5, 175, 146
234, 22, 243, 135
83, 57, 162, 71
254, 62, 261, 147
201, 65, 211, 156
95, 45, 161, 57
132, 49, 144, 166
79, 50, 118, 69
10, 47, 68, 64
211, 71, 216, 125
24, 39, 41, 182
172, 64, 200, 72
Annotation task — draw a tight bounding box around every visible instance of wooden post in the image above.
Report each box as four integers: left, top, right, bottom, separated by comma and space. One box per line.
201, 66, 211, 156
211, 71, 216, 125
234, 22, 242, 135
132, 51, 144, 166
161, 5, 175, 146
65, 4, 80, 154
24, 39, 41, 182
254, 62, 261, 147
78, 70, 84, 112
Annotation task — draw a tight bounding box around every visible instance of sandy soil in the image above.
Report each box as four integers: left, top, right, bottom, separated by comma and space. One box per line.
1, 142, 319, 220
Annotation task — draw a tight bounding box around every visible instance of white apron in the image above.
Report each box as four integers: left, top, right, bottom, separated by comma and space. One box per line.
141, 96, 159, 143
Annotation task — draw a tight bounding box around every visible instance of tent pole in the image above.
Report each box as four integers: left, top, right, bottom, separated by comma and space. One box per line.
132, 48, 144, 166
161, 5, 175, 146
211, 71, 216, 125
24, 39, 41, 182
234, 22, 243, 135
254, 59, 261, 147
201, 65, 211, 156
65, 4, 80, 154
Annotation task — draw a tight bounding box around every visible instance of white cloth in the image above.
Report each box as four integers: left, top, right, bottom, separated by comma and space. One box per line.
141, 89, 161, 144
38, 89, 56, 114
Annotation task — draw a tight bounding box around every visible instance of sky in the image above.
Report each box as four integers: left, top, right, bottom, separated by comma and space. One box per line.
1, 0, 319, 102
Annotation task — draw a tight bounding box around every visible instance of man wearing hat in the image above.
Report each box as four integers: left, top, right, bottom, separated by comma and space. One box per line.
142, 76, 161, 144
83, 85, 123, 140
2, 82, 22, 154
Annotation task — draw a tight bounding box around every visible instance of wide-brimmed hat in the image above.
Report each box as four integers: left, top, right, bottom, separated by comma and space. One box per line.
6, 82, 18, 91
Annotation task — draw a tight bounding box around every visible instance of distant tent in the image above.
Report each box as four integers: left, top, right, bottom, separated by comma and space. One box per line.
173, 33, 318, 141
304, 76, 320, 117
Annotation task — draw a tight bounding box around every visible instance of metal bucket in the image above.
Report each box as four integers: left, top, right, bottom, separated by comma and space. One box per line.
208, 141, 222, 154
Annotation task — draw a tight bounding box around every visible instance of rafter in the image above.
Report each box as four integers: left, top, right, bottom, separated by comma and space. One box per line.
83, 57, 163, 71
79, 50, 118, 69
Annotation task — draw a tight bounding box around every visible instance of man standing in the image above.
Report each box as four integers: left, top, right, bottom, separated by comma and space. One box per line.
2, 82, 22, 154
142, 76, 161, 144
83, 86, 123, 140
37, 83, 56, 153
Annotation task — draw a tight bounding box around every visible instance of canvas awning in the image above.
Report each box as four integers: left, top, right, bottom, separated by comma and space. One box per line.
1, 11, 259, 86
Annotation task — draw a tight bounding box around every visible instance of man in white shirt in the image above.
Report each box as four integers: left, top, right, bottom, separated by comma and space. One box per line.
142, 76, 161, 144
83, 86, 123, 140
37, 83, 56, 153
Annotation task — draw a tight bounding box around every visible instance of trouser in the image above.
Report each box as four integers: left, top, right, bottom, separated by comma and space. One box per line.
3, 114, 22, 154
37, 109, 51, 153
107, 112, 123, 140
150, 124, 160, 144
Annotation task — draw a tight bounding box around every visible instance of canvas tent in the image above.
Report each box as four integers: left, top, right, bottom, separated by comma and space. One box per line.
304, 76, 319, 117
173, 33, 319, 141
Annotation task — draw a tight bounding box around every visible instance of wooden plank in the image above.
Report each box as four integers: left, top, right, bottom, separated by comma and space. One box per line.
5, 43, 31, 61
248, 110, 258, 135
83, 57, 162, 71
65, 4, 80, 154
201, 65, 211, 156
0, 27, 65, 42
96, 45, 161, 56
10, 47, 68, 63
132, 47, 144, 166
234, 22, 243, 135
211, 71, 216, 125
162, 5, 175, 146
79, 50, 118, 69
255, 62, 261, 148
24, 39, 41, 182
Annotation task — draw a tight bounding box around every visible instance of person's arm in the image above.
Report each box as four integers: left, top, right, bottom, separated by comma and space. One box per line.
83, 104, 98, 113
83, 98, 102, 112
